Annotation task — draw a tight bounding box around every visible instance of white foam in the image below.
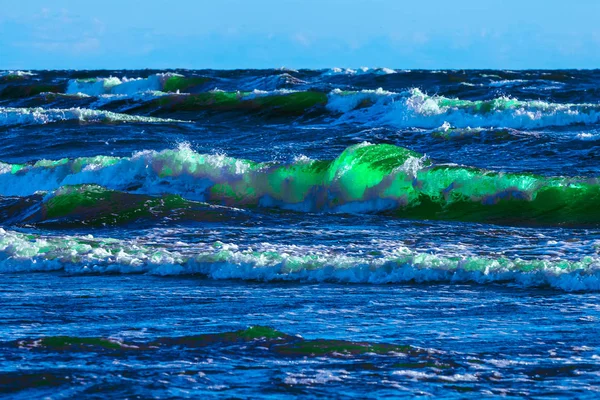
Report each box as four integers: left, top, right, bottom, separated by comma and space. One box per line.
488, 79, 528, 87
0, 70, 37, 77
66, 73, 183, 96
0, 144, 245, 197
90, 90, 173, 108
326, 88, 600, 129
237, 74, 306, 91
0, 229, 598, 292
324, 67, 397, 76
331, 87, 396, 108
576, 133, 600, 141
240, 89, 297, 100
0, 107, 186, 127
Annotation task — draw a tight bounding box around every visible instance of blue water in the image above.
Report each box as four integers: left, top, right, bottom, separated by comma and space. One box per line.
0, 68, 599, 398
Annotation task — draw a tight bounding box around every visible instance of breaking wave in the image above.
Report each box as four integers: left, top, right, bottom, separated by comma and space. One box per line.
0, 228, 598, 291
327, 88, 600, 129
0, 143, 599, 226
66, 73, 211, 96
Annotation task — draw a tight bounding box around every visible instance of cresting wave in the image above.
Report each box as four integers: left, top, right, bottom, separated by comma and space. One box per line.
65, 73, 211, 96
0, 228, 598, 291
0, 71, 37, 85
1, 143, 599, 226
0, 107, 186, 127
327, 88, 600, 129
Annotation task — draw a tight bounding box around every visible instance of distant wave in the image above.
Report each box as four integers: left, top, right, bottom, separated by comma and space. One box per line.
323, 67, 397, 76
65, 73, 211, 96
327, 88, 600, 129
0, 70, 37, 84
112, 89, 327, 115
86, 87, 600, 129
0, 107, 187, 127
0, 70, 36, 77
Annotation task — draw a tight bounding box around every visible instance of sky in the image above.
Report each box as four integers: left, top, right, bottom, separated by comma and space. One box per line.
1, 0, 600, 70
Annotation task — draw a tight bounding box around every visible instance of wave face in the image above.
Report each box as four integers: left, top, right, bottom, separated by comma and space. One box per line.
0, 143, 598, 226
123, 90, 329, 115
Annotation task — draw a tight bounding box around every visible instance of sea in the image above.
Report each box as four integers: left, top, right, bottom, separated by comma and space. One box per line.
0, 67, 599, 398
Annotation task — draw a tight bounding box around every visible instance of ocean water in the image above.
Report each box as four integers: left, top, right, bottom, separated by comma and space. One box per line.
1, 68, 600, 398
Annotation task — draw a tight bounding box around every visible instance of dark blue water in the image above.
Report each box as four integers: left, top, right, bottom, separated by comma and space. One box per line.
1, 68, 599, 398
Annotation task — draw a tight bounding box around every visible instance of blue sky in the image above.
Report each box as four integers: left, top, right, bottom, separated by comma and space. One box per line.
1, 0, 600, 69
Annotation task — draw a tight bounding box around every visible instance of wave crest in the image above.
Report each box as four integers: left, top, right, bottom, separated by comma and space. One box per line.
328, 88, 600, 129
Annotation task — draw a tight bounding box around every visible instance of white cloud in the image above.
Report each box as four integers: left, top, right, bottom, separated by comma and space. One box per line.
293, 33, 310, 47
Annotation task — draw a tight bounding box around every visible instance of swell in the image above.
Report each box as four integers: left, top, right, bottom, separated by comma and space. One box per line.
122, 90, 329, 116
0, 229, 598, 291
1, 143, 599, 226
6, 326, 419, 357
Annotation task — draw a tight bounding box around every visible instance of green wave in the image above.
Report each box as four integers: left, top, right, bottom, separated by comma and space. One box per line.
43, 185, 192, 225
0, 83, 66, 99
11, 326, 420, 358
18, 185, 241, 226
1, 143, 600, 226
162, 75, 212, 92
138, 91, 328, 115
196, 143, 600, 226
